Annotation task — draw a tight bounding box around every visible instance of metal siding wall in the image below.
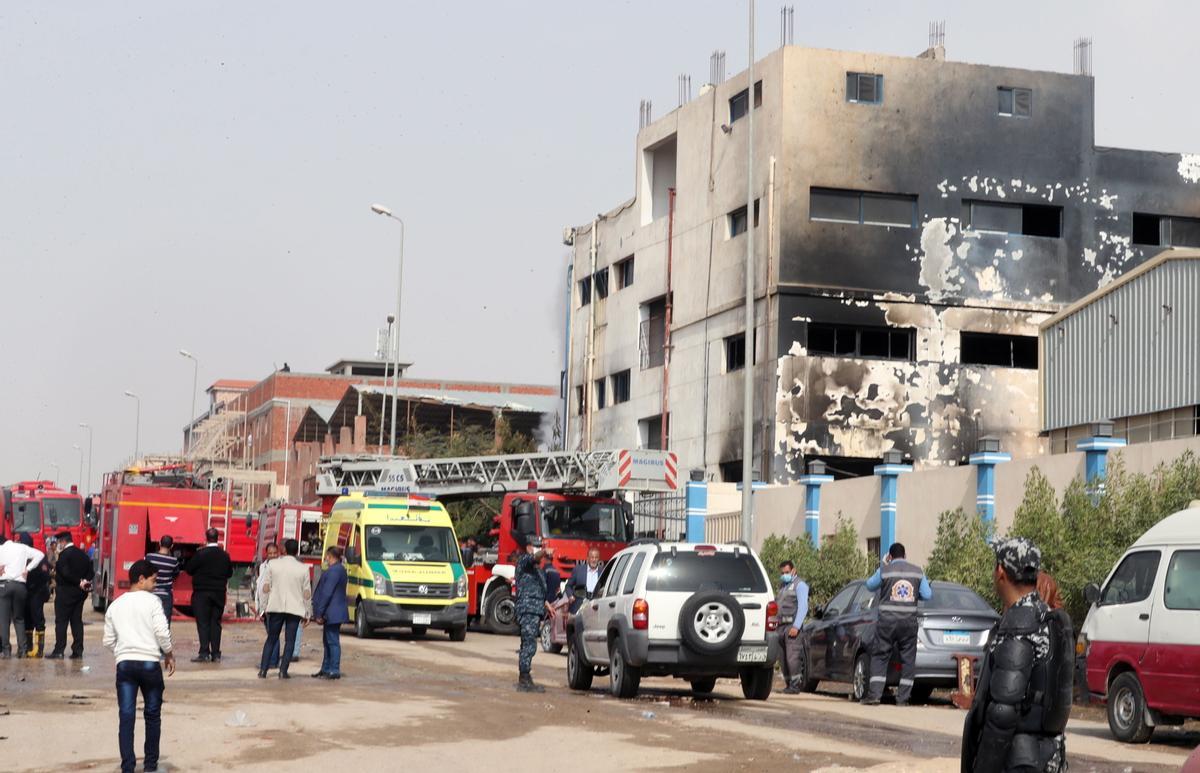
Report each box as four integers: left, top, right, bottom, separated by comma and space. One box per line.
1042, 260, 1200, 431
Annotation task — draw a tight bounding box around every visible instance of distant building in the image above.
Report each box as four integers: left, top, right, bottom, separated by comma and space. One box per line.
566, 43, 1200, 483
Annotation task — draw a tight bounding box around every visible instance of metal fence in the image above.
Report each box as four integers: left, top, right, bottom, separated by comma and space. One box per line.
703, 511, 742, 544
632, 493, 687, 540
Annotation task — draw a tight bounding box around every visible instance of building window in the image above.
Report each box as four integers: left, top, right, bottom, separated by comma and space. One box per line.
998, 87, 1032, 118
611, 370, 631, 404
639, 296, 668, 369
578, 275, 592, 306
594, 267, 610, 300
639, 414, 668, 451
575, 385, 585, 415
724, 331, 757, 371
594, 377, 607, 410
729, 80, 763, 123
846, 72, 882, 104
964, 200, 1062, 238
616, 256, 635, 289
808, 323, 913, 361
960, 332, 1038, 369
719, 460, 743, 483
810, 188, 916, 228
728, 199, 761, 237
1132, 213, 1200, 248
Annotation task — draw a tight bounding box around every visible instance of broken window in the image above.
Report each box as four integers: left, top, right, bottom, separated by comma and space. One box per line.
729, 80, 762, 123
960, 332, 1038, 369
616, 256, 635, 289
719, 460, 743, 483
964, 200, 1061, 238
640, 414, 668, 451
639, 296, 668, 369
575, 385, 585, 415
846, 72, 882, 104
810, 188, 915, 228
594, 268, 609, 299
611, 370, 631, 404
642, 134, 677, 225
808, 323, 912, 360
726, 334, 746, 372
998, 87, 1032, 118
728, 199, 761, 238
1166, 216, 1200, 247
578, 275, 592, 306
594, 377, 607, 410
1132, 213, 1163, 246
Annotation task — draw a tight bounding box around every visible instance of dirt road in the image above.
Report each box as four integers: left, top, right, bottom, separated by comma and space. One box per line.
1, 612, 1194, 772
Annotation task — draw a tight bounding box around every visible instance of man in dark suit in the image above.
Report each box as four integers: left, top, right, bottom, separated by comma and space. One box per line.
311, 546, 348, 680
184, 528, 233, 663
47, 530, 94, 659
566, 547, 604, 614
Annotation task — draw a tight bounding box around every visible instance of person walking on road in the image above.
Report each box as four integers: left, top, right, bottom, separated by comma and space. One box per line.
962, 538, 1072, 773
0, 533, 46, 658
514, 534, 555, 692
257, 538, 311, 680
21, 533, 52, 657
144, 535, 182, 625
102, 559, 175, 773
184, 527, 233, 663
311, 545, 348, 680
47, 529, 93, 659
566, 547, 604, 614
777, 559, 811, 694
862, 542, 931, 706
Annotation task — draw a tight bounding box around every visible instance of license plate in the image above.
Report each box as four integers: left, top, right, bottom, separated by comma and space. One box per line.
736, 647, 768, 663
943, 630, 971, 646
412, 613, 432, 626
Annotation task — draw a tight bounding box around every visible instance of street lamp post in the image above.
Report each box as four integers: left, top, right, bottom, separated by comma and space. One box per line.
124, 390, 141, 462
371, 203, 405, 455
49, 462, 60, 482
278, 398, 292, 502
741, 0, 757, 542
72, 444, 83, 490
78, 423, 93, 494
180, 349, 199, 456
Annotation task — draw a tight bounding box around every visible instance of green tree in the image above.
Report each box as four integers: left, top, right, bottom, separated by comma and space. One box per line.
759, 518, 870, 608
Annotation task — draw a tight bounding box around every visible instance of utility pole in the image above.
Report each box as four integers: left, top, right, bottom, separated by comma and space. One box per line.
741, 0, 757, 543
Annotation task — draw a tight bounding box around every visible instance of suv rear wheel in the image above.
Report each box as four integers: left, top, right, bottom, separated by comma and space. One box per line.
678, 590, 745, 656
740, 666, 773, 700
1108, 672, 1154, 743
609, 639, 641, 699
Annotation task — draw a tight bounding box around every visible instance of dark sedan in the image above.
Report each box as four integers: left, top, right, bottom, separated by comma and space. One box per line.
793, 579, 999, 702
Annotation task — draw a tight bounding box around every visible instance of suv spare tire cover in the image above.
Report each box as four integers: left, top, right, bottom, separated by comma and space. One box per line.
679, 589, 746, 656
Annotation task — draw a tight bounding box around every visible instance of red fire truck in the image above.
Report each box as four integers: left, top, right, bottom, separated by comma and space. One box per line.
1, 480, 91, 553
255, 501, 325, 566
91, 464, 259, 614
317, 449, 680, 634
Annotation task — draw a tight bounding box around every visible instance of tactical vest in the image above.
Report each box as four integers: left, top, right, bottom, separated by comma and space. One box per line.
777, 580, 799, 625
877, 559, 924, 616
1016, 607, 1075, 735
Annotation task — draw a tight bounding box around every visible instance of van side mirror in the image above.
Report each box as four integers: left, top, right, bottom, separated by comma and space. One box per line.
346, 547, 360, 565
1083, 583, 1101, 605
83, 496, 93, 515
513, 500, 535, 536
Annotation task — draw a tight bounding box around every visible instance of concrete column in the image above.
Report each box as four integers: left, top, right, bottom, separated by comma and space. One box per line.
1076, 421, 1126, 498
685, 472, 707, 542
968, 437, 1010, 526
798, 459, 833, 547
873, 451, 913, 561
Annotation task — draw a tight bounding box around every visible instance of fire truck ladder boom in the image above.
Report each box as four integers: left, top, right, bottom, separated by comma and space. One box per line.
316, 449, 679, 499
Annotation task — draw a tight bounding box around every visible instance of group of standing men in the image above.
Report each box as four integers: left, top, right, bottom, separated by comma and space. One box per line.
0, 530, 94, 659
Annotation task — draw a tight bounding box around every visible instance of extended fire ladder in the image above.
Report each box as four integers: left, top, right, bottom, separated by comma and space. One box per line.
316, 448, 680, 500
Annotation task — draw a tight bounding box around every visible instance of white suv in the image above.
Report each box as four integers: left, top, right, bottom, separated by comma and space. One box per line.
566, 541, 780, 700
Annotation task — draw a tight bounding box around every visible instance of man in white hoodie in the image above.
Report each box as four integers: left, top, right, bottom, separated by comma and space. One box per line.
103, 559, 175, 773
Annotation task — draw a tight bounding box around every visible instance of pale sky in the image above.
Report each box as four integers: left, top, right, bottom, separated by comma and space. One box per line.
1, 1, 1195, 487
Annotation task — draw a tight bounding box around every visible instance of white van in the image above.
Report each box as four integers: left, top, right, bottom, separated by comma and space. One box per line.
1079, 503, 1200, 742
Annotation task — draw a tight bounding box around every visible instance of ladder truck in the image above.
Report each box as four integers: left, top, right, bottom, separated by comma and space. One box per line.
317, 448, 680, 634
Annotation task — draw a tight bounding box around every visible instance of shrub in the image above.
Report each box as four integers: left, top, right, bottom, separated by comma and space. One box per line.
760, 517, 869, 608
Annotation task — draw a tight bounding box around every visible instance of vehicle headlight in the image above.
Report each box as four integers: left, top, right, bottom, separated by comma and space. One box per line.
455, 573, 467, 599
373, 572, 388, 594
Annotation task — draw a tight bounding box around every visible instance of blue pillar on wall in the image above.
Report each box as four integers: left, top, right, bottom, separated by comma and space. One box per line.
874, 450, 913, 561
685, 472, 707, 542
798, 459, 834, 547
968, 436, 1011, 527
1077, 421, 1126, 498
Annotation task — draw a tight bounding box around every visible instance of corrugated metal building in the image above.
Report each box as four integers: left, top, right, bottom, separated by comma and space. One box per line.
1040, 249, 1200, 452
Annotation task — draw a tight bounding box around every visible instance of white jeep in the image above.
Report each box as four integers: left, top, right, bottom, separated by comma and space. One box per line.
565, 541, 780, 700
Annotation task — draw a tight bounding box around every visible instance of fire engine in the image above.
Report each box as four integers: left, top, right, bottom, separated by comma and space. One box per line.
1, 480, 91, 553
91, 464, 259, 614
316, 449, 680, 634
255, 501, 325, 567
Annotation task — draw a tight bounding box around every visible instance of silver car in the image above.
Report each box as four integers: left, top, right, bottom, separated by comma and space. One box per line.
796, 579, 999, 702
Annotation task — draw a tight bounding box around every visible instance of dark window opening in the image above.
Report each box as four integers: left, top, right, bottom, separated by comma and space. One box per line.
810, 187, 915, 228
575, 385, 585, 415
594, 268, 609, 299
641, 414, 668, 450
1023, 204, 1062, 238
611, 370, 631, 404
960, 332, 1038, 369
616, 256, 635, 289
846, 72, 882, 104
729, 199, 761, 237
808, 323, 912, 361
1132, 213, 1163, 246
719, 460, 743, 483
640, 296, 668, 369
729, 80, 763, 123
964, 200, 1062, 238
998, 87, 1032, 117
594, 378, 606, 410
578, 275, 592, 306
1167, 216, 1200, 248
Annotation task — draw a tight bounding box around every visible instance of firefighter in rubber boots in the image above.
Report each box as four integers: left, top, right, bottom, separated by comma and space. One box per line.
862, 542, 931, 705
961, 538, 1072, 773
514, 535, 555, 692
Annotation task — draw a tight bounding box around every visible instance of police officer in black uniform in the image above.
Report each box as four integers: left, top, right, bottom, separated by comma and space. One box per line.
962, 537, 1072, 773
46, 530, 94, 659
862, 542, 931, 705
513, 534, 555, 692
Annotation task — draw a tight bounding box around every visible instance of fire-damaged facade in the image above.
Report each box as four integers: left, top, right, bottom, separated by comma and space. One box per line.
565, 43, 1200, 483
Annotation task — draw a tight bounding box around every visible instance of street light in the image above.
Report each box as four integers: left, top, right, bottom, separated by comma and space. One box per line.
124, 390, 141, 462
49, 462, 60, 481
180, 349, 199, 456
741, 0, 757, 542
371, 203, 405, 455
277, 399, 292, 502
78, 423, 93, 494
72, 444, 83, 490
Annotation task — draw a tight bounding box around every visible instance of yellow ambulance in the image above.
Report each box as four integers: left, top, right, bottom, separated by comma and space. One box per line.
324, 491, 468, 641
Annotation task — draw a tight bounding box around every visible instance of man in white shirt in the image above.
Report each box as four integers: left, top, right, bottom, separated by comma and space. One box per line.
567, 547, 604, 614
103, 559, 175, 773
0, 534, 46, 658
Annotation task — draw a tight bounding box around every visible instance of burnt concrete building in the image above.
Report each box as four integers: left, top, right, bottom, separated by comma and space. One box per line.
565, 43, 1200, 483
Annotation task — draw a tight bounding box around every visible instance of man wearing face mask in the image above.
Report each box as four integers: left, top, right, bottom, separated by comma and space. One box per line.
776, 560, 810, 694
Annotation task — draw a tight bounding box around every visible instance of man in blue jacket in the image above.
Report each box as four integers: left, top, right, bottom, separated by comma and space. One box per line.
311, 546, 349, 680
